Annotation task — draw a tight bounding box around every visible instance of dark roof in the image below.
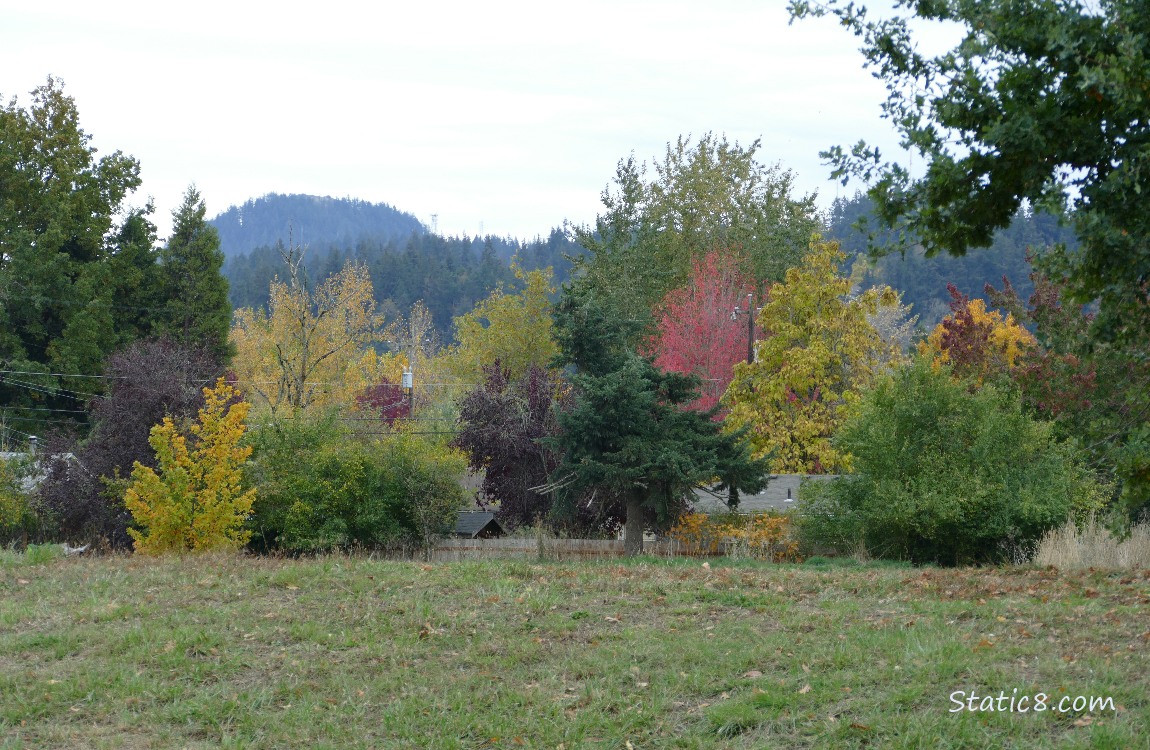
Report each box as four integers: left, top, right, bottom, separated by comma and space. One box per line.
454, 511, 506, 538
692, 474, 839, 514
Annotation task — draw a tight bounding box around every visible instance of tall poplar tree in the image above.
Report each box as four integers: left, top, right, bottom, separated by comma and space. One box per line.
155, 186, 233, 361
572, 133, 821, 337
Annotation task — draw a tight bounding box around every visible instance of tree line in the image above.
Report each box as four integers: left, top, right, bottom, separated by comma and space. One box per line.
5, 1, 1148, 566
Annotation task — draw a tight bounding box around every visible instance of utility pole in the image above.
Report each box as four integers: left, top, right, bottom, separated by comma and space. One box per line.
731, 293, 760, 364
402, 366, 414, 417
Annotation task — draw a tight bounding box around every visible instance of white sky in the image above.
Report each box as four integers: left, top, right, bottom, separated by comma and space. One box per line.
1, 0, 948, 241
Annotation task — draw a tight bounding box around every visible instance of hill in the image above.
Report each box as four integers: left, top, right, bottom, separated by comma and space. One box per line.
209, 193, 426, 258
827, 192, 1080, 330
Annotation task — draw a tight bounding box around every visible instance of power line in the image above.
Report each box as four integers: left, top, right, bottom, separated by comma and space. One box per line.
0, 369, 127, 380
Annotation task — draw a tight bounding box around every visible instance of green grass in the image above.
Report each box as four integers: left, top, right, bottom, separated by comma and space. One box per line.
1, 552, 1147, 748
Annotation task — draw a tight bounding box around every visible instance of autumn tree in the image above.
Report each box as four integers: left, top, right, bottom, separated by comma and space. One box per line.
918, 283, 1034, 386
572, 133, 820, 336
124, 378, 255, 553
36, 338, 221, 548
790, 0, 1150, 339
454, 363, 614, 533
723, 238, 904, 473
443, 263, 558, 385
231, 244, 384, 415
645, 250, 766, 415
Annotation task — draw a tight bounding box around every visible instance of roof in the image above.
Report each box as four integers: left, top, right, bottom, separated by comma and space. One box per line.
454, 511, 506, 538
691, 474, 839, 514
0, 451, 79, 493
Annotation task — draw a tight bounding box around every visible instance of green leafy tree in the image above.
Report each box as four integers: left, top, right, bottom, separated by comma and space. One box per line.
0, 77, 145, 422
443, 263, 558, 384
790, 0, 1150, 339
155, 186, 233, 360
723, 238, 903, 473
572, 133, 821, 335
246, 414, 467, 554
798, 357, 1105, 565
552, 289, 768, 556
988, 267, 1150, 519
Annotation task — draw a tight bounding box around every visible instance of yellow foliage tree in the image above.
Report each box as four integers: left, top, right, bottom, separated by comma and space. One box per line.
723, 237, 904, 473
918, 284, 1035, 385
230, 245, 385, 414
124, 378, 256, 553
443, 263, 558, 384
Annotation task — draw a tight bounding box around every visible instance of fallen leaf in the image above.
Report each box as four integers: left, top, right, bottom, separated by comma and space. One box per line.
850, 722, 870, 730
286, 584, 299, 591
1072, 716, 1094, 727
799, 684, 811, 694
742, 670, 763, 679
801, 664, 811, 673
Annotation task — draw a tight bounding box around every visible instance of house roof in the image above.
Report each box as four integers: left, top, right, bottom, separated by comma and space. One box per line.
454, 511, 506, 538
692, 474, 839, 514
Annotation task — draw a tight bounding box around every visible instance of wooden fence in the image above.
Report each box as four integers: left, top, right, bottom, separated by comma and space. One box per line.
431, 537, 681, 561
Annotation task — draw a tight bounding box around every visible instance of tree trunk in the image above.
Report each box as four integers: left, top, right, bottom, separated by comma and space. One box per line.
624, 493, 645, 557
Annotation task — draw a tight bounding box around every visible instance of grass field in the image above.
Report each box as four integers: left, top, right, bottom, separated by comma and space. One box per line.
1, 549, 1147, 749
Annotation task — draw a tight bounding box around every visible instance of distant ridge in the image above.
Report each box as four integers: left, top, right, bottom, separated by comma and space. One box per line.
209, 193, 426, 258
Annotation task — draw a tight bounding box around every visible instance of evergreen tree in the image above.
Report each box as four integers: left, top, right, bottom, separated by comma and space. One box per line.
0, 77, 143, 434
552, 288, 768, 555
155, 186, 233, 360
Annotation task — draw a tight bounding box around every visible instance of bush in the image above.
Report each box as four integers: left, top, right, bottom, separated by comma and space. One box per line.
124, 379, 256, 554
246, 415, 467, 554
35, 338, 220, 548
0, 456, 38, 545
667, 512, 800, 562
797, 358, 1105, 565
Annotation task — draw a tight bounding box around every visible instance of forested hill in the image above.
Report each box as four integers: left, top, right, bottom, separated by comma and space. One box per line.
827, 192, 1080, 330
210, 194, 426, 258
222, 228, 583, 339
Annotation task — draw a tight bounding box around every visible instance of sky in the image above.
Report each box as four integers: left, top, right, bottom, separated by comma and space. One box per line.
1, 0, 949, 241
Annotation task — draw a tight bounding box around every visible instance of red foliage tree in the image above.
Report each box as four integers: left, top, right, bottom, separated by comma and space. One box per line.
356, 378, 411, 426
645, 250, 765, 415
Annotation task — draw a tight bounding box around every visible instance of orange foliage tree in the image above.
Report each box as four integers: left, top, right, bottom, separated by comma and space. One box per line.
919, 283, 1034, 385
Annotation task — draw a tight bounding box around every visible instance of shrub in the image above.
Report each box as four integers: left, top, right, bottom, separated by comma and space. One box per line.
35, 338, 220, 548
247, 415, 467, 554
797, 358, 1105, 565
0, 456, 38, 545
667, 512, 800, 562
124, 379, 255, 554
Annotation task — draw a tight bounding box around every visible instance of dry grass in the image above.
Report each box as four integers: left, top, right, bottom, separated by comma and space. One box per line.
1033, 517, 1150, 570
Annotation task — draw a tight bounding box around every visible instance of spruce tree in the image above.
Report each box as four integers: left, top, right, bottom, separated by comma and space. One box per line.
156, 186, 233, 361
551, 287, 768, 555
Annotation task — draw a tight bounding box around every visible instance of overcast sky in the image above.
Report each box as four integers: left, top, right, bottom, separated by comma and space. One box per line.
2, 0, 946, 241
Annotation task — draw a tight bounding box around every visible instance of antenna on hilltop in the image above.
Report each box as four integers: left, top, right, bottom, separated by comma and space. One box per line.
478, 221, 484, 236
430, 214, 438, 234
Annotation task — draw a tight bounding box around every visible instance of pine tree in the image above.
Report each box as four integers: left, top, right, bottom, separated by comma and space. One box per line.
155, 186, 233, 361
552, 288, 768, 555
